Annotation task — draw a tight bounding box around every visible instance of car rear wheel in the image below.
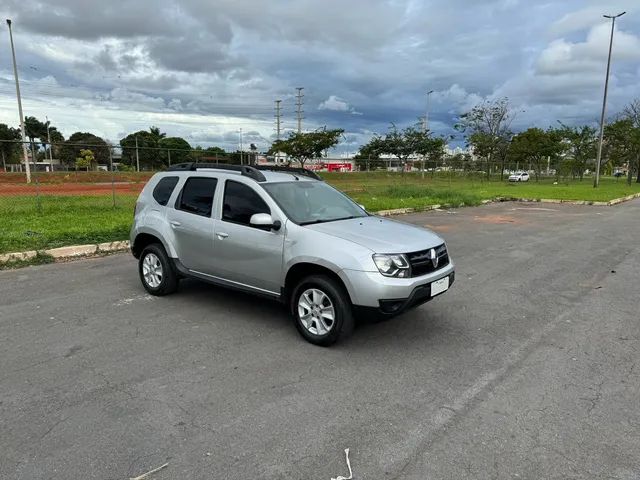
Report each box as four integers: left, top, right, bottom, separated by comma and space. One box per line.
139, 243, 179, 296
291, 275, 354, 346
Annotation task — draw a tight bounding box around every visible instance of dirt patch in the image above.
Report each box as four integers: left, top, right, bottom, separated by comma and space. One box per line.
0, 171, 152, 184
472, 214, 525, 225
0, 182, 143, 196
423, 223, 455, 232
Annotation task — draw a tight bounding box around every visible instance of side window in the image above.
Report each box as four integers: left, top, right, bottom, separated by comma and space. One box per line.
152, 176, 179, 206
222, 180, 270, 226
176, 177, 218, 217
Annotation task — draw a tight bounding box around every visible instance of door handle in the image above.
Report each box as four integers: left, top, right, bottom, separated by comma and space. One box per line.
170, 221, 182, 228
216, 232, 229, 239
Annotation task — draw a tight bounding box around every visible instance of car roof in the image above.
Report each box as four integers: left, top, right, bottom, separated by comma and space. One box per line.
155, 168, 318, 184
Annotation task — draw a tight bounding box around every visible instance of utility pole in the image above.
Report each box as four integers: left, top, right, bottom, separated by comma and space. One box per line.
594, 11, 626, 188
6, 19, 31, 183
239, 128, 243, 165
274, 99, 283, 165
46, 115, 53, 172
135, 135, 140, 172
295, 87, 304, 133
167, 149, 171, 166
275, 100, 282, 140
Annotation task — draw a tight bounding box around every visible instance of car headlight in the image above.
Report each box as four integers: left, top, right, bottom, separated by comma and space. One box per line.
373, 254, 410, 278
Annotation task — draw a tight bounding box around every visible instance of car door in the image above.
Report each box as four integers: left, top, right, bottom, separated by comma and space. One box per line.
165, 176, 218, 273
211, 179, 285, 295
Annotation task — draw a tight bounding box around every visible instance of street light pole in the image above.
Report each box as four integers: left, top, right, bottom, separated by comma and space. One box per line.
239, 128, 243, 165
594, 11, 626, 188
425, 90, 434, 133
6, 19, 31, 183
422, 90, 434, 178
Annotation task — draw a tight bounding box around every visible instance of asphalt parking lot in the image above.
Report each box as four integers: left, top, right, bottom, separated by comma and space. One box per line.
1, 200, 639, 480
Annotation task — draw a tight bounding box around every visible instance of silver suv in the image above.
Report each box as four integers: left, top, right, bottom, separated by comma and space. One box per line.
130, 163, 454, 345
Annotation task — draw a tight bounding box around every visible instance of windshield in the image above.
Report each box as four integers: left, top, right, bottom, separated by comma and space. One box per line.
262, 181, 368, 225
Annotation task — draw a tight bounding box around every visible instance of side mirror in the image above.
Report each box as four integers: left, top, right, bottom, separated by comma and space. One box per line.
358, 204, 366, 211
250, 213, 281, 231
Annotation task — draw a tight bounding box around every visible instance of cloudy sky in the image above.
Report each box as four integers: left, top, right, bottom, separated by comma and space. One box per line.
1, 0, 639, 154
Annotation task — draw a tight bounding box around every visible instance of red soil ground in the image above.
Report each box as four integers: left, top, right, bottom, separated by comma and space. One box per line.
0, 182, 144, 196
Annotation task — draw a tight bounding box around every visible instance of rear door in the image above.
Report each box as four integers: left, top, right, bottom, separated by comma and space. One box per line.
210, 179, 285, 295
165, 176, 218, 273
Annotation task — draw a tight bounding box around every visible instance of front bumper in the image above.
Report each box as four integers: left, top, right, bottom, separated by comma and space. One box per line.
378, 271, 455, 314
339, 261, 455, 311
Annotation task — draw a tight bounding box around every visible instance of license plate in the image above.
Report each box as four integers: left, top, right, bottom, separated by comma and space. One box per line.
431, 276, 449, 297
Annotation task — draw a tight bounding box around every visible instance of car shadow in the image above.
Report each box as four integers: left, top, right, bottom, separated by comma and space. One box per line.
147, 277, 459, 350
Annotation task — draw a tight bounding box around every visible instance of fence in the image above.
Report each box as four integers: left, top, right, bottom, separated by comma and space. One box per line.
1, 139, 636, 259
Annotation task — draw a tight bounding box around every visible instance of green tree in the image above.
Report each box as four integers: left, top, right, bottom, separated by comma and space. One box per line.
36, 119, 65, 168
358, 124, 442, 174
269, 128, 344, 168
413, 131, 447, 176
158, 137, 191, 166
557, 124, 597, 180
23, 116, 47, 161
120, 127, 167, 170
604, 119, 638, 182
456, 98, 514, 179
0, 123, 21, 170
249, 143, 258, 165
149, 126, 166, 142
510, 128, 565, 181
622, 99, 640, 183
47, 127, 65, 165
59, 132, 110, 167
75, 149, 95, 171
355, 135, 387, 170
380, 125, 421, 172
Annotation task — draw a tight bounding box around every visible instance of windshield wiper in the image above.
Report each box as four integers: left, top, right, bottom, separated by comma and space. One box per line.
300, 216, 360, 226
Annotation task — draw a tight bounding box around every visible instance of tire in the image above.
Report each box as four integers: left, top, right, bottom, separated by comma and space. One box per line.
138, 243, 179, 296
291, 275, 354, 346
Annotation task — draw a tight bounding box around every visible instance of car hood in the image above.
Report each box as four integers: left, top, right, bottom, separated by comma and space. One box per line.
304, 216, 444, 253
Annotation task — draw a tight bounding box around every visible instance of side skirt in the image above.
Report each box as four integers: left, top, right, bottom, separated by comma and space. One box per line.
171, 258, 283, 302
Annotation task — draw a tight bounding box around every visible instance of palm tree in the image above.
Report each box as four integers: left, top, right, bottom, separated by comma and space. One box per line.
23, 116, 46, 165
149, 126, 166, 142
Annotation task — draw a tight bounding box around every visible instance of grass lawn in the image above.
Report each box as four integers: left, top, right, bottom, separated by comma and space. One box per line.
1, 173, 639, 254
324, 172, 640, 211
0, 195, 136, 254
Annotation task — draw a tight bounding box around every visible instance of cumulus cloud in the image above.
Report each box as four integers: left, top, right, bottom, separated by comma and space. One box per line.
0, 0, 639, 152
537, 24, 640, 75
318, 95, 361, 115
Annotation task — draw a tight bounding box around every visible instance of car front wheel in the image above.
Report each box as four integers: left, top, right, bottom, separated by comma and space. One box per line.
291, 275, 354, 346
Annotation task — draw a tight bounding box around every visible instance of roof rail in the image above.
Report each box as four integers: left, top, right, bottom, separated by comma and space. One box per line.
254, 165, 323, 181
167, 162, 266, 182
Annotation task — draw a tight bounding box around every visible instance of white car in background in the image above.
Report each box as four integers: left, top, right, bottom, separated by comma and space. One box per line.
508, 171, 530, 182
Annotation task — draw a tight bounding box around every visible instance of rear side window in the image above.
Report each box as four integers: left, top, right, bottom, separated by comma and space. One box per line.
152, 176, 179, 206
222, 180, 270, 226
176, 177, 218, 217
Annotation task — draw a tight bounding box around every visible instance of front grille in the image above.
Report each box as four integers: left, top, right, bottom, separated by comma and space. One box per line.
407, 244, 449, 277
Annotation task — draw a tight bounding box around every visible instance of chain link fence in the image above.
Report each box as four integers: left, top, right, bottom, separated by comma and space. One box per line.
0, 140, 250, 256
1, 139, 636, 257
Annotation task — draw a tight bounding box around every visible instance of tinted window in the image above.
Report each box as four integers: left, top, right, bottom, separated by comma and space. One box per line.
222, 180, 270, 226
177, 177, 217, 217
152, 176, 179, 206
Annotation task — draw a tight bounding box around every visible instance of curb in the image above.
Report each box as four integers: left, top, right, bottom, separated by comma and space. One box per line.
374, 192, 640, 217
0, 241, 130, 264
2, 192, 639, 266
